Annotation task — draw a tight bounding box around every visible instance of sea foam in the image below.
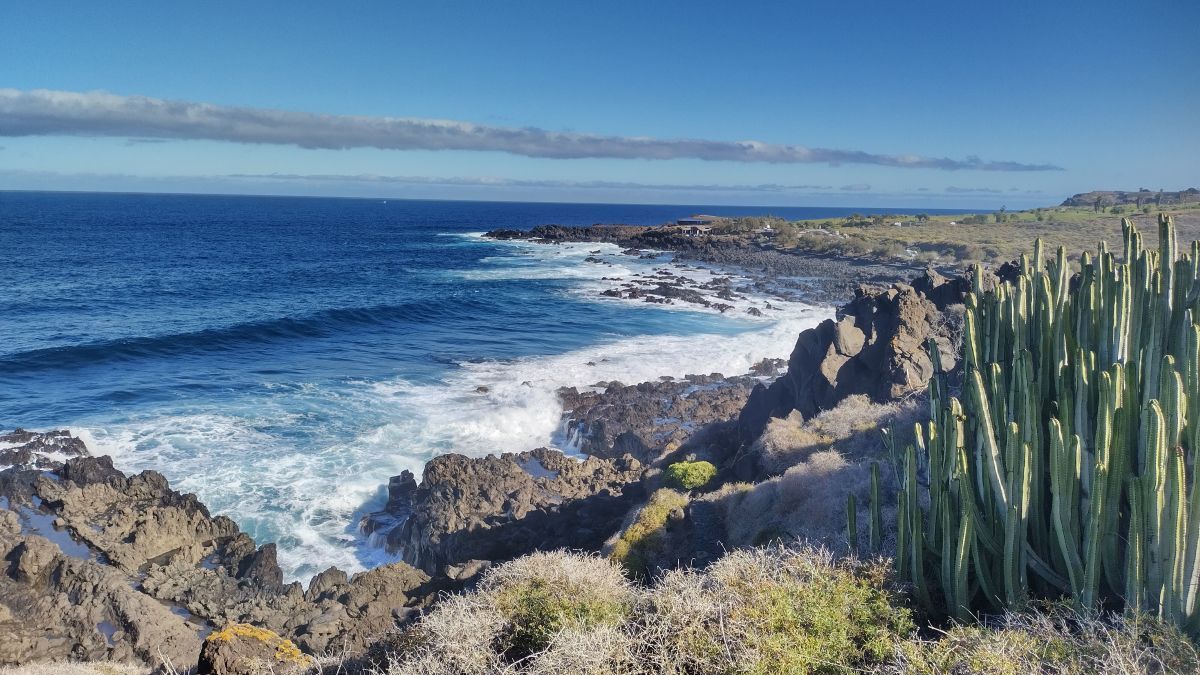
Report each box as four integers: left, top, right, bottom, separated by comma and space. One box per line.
76, 234, 830, 582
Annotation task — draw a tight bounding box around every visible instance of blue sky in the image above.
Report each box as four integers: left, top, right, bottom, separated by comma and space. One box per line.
1, 1, 1197, 208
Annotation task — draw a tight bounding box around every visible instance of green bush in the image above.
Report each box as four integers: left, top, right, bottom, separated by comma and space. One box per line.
664, 460, 717, 490
480, 551, 633, 663
492, 577, 628, 658
646, 546, 914, 675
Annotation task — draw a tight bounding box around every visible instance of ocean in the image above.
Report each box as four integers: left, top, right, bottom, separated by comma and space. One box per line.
0, 191, 937, 580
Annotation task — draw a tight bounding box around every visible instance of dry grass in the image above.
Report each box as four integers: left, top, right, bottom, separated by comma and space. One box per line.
753, 396, 918, 475
0, 666, 149, 675
715, 449, 898, 556
888, 605, 1199, 675
717, 396, 915, 554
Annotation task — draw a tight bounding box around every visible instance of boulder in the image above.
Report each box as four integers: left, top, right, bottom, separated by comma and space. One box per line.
198, 623, 314, 675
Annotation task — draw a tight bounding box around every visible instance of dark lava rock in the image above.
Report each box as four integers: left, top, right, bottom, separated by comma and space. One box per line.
736, 267, 972, 446
0, 430, 438, 671
376, 447, 646, 576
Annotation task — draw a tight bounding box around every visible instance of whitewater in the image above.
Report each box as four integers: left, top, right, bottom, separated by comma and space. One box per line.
0, 193, 913, 581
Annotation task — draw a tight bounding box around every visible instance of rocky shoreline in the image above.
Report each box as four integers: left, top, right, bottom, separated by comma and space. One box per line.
0, 224, 980, 673
484, 223, 928, 304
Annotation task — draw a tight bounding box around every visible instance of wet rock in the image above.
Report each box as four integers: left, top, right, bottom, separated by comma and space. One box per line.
558, 374, 760, 461
235, 543, 283, 591
0, 429, 88, 471
60, 455, 124, 486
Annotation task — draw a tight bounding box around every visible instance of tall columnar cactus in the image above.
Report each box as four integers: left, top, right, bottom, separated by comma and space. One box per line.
897, 215, 1200, 636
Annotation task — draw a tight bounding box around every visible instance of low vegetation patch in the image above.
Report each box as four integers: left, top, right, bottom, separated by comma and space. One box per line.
610, 488, 688, 577
642, 545, 913, 675
663, 460, 716, 490
378, 546, 916, 675
387, 551, 634, 675
890, 606, 1198, 675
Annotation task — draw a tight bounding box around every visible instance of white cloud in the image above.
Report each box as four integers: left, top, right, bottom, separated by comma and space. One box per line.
0, 89, 1063, 171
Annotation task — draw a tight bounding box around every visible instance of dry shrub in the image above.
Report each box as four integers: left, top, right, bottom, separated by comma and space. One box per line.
754, 396, 919, 476
526, 624, 639, 675
888, 606, 1199, 675
716, 448, 899, 555
637, 545, 912, 675
387, 592, 507, 675
386, 551, 636, 675
721, 395, 917, 555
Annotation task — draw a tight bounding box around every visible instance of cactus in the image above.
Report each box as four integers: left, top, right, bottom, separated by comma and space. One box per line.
847, 493, 859, 554
900, 215, 1200, 637
869, 461, 883, 554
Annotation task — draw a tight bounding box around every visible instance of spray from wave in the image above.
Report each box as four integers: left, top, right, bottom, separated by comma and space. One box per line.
75, 235, 829, 581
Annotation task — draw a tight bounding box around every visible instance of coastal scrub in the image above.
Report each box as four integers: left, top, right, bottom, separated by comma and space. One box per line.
641, 545, 912, 675
610, 488, 689, 577
664, 460, 717, 490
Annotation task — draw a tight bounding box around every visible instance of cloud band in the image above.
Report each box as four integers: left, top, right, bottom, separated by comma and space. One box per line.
0, 89, 1062, 171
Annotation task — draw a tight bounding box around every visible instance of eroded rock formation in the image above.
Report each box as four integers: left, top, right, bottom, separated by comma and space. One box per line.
737, 268, 973, 445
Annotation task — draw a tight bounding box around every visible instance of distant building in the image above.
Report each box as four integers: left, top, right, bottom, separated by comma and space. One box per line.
676, 215, 719, 236
677, 216, 717, 226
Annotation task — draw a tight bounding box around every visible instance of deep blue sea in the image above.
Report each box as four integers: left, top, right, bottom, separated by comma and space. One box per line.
0, 191, 946, 579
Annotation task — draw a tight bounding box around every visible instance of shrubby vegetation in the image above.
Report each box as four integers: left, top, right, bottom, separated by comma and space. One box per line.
702, 202, 1200, 265
663, 461, 717, 490
610, 489, 689, 577
360, 548, 1194, 675
375, 546, 914, 675
890, 606, 1198, 674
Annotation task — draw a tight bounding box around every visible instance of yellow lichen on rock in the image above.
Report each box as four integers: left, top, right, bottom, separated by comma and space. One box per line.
204, 622, 314, 668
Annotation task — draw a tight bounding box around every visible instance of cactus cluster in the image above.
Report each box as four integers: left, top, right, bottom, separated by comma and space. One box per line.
889, 215, 1200, 634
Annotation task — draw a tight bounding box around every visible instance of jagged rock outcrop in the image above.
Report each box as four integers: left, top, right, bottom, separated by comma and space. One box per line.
374, 447, 647, 575
0, 429, 88, 468
737, 268, 973, 446
0, 430, 438, 672
558, 370, 776, 462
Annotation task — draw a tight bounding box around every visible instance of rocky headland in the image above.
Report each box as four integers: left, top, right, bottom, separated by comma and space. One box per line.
486, 223, 923, 304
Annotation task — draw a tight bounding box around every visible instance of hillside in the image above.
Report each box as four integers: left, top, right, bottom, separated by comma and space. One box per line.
1061, 187, 1200, 208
